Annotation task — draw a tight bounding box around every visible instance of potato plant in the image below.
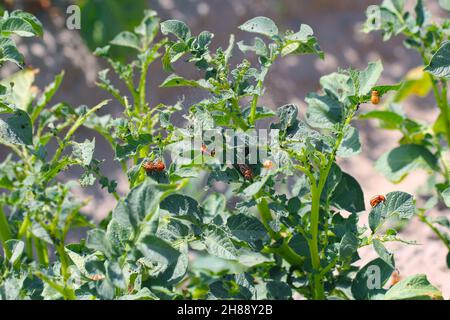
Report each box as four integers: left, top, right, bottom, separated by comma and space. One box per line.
363, 0, 450, 267
0, 8, 445, 300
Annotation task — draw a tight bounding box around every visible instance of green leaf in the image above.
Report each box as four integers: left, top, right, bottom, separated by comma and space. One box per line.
72, 138, 95, 166
86, 229, 113, 257
369, 191, 415, 232
137, 235, 187, 284
373, 239, 395, 268
105, 261, 126, 290
0, 36, 23, 67
243, 175, 270, 198
160, 20, 191, 41
1, 15, 42, 37
331, 172, 365, 213
425, 41, 450, 78
0, 109, 32, 145
110, 31, 141, 51
115, 133, 151, 161
160, 194, 203, 222
375, 144, 438, 183
337, 126, 361, 158
237, 37, 268, 56
266, 281, 292, 300
30, 223, 52, 244
5, 239, 24, 265
305, 92, 342, 129
1, 68, 36, 110
359, 110, 404, 129
276, 104, 298, 131
238, 16, 279, 38
339, 232, 359, 259
438, 186, 450, 208
384, 274, 443, 300
351, 258, 394, 300
135, 10, 159, 47
227, 214, 268, 243
160, 74, 212, 90
357, 60, 383, 96
203, 226, 237, 260
111, 179, 163, 231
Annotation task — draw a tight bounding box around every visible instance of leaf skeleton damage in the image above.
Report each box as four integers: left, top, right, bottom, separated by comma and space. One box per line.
0, 1, 449, 300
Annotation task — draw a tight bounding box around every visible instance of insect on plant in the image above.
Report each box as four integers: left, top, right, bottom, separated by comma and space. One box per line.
362, 0, 450, 268
0, 4, 447, 301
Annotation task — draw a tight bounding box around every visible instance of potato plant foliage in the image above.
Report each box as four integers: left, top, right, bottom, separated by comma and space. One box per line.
363, 0, 450, 268
0, 7, 445, 300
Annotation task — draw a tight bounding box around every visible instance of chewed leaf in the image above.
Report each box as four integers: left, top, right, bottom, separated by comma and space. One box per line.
160, 19, 191, 41
0, 109, 32, 145
238, 16, 279, 38
72, 138, 95, 166
110, 31, 141, 50
384, 274, 443, 300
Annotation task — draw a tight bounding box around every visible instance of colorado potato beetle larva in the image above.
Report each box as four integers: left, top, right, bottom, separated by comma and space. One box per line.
370, 194, 386, 208
371, 90, 380, 105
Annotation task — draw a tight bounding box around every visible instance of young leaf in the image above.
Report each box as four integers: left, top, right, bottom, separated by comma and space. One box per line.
160, 20, 191, 41
110, 31, 142, 51
238, 17, 279, 38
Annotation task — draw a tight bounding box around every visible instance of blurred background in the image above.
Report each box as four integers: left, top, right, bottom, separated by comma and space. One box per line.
0, 0, 449, 295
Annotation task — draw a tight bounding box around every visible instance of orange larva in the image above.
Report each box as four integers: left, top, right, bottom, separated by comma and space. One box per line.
90, 274, 105, 281
371, 90, 380, 105
370, 195, 386, 208
263, 160, 274, 170
237, 164, 253, 180
154, 160, 165, 171
143, 160, 165, 172
142, 161, 155, 172
390, 271, 401, 286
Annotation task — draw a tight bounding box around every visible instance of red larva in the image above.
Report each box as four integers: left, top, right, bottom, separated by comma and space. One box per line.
370, 195, 386, 208
238, 164, 253, 180
142, 159, 165, 172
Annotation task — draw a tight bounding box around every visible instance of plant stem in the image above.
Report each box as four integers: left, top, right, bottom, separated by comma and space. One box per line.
50, 100, 109, 167
34, 237, 49, 267
418, 213, 450, 249
0, 206, 12, 259
257, 197, 304, 268
309, 184, 325, 300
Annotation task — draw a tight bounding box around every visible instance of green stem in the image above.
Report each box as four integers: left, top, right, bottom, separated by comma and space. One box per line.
309, 184, 325, 300
50, 100, 109, 167
249, 80, 263, 126
0, 206, 12, 259
56, 243, 70, 280
257, 197, 304, 267
34, 237, 49, 267
231, 98, 249, 131
419, 213, 450, 249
